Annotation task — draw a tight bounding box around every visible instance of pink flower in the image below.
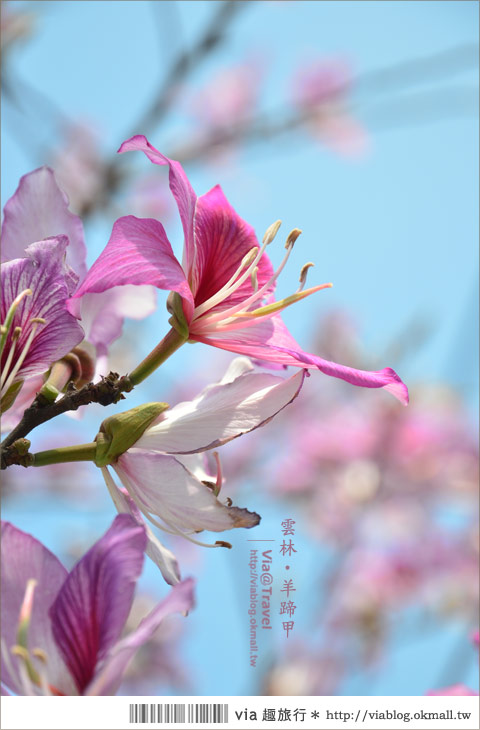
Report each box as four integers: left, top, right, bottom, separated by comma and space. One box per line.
1, 167, 156, 424
187, 59, 263, 130
427, 685, 478, 696
71, 135, 408, 405
51, 122, 104, 215
292, 58, 368, 158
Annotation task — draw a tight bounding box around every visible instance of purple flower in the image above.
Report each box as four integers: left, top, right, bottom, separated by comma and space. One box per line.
1, 167, 156, 417
1, 515, 194, 696
70, 135, 408, 405
1, 238, 84, 409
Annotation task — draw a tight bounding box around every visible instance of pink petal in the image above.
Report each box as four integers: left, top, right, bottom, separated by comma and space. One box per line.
193, 315, 409, 405
136, 358, 305, 454
118, 135, 197, 275
115, 451, 260, 533
192, 185, 274, 306
0, 521, 75, 696
85, 579, 195, 696
49, 514, 146, 694
70, 216, 194, 321
273, 346, 409, 405
1, 166, 87, 279
315, 113, 369, 158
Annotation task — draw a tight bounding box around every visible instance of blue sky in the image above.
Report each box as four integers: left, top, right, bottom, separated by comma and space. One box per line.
2, 0, 478, 696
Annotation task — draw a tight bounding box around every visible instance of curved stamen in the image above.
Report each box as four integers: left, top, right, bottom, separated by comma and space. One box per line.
192, 236, 300, 331
297, 262, 315, 292
192, 220, 282, 320
212, 450, 223, 496
193, 245, 264, 319
0, 326, 22, 390
1, 318, 46, 398
250, 266, 259, 293
193, 247, 260, 319
195, 283, 332, 334
0, 289, 32, 357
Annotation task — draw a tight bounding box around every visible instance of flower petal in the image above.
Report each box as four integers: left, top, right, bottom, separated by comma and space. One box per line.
69, 216, 193, 321
118, 135, 197, 275
115, 452, 260, 533
1, 238, 84, 383
49, 514, 146, 694
101, 467, 181, 586
1, 167, 87, 279
192, 315, 409, 405
273, 346, 409, 405
0, 521, 75, 696
192, 185, 274, 306
84, 579, 195, 696
136, 361, 305, 454
78, 285, 157, 359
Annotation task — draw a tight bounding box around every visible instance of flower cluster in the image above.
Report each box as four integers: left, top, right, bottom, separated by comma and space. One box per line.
226, 314, 478, 695
1, 138, 408, 695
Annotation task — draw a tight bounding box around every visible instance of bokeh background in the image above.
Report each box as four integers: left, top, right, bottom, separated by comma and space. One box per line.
1, 0, 478, 696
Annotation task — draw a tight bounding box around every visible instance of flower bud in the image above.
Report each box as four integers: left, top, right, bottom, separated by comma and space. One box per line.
94, 402, 169, 467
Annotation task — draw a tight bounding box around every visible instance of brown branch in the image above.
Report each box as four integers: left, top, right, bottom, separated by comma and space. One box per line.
0, 371, 133, 468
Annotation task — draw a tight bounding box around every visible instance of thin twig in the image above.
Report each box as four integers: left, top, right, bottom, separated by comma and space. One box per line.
0, 372, 133, 465
78, 0, 251, 216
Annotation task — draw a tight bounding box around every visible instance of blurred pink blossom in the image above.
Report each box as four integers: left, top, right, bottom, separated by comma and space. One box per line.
291, 58, 368, 157
51, 123, 104, 215
427, 684, 478, 696
188, 58, 264, 131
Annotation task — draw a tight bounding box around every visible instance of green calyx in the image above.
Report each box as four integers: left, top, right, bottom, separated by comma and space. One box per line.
167, 291, 189, 339
94, 401, 169, 467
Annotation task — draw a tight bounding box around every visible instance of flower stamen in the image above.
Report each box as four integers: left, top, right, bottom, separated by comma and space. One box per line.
192, 228, 312, 331
297, 262, 315, 292
0, 326, 22, 391
0, 317, 46, 398
250, 266, 259, 293
0, 288, 32, 357
192, 220, 282, 320
212, 450, 223, 496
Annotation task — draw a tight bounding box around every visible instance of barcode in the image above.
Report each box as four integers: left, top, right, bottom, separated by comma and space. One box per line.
129, 703, 229, 724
